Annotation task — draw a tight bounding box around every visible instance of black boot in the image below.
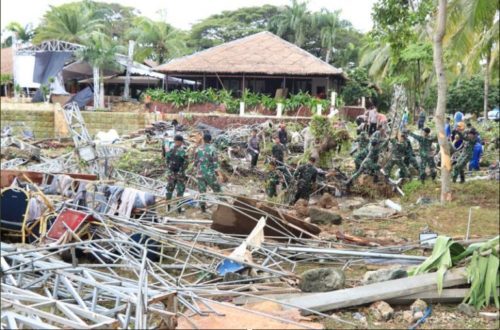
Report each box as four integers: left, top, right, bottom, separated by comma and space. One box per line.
460, 173, 465, 183
167, 204, 171, 212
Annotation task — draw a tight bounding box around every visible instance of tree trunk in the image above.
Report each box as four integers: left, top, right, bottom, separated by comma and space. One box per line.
99, 68, 105, 109
93, 66, 99, 110
433, 0, 452, 203
123, 40, 135, 100
483, 49, 490, 121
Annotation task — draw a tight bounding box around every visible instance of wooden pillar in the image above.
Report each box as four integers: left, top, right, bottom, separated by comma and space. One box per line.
165, 75, 169, 91
242, 74, 245, 95
203, 73, 206, 90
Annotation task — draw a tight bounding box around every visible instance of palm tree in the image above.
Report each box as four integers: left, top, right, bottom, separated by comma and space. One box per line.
447, 0, 500, 119
127, 17, 188, 64
2, 22, 35, 47
34, 2, 103, 44
269, 0, 311, 47
313, 9, 343, 63
77, 32, 122, 109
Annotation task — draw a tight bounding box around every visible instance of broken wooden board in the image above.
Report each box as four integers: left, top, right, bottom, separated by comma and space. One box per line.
279, 268, 467, 314
211, 196, 320, 239
1, 170, 97, 188
387, 288, 500, 305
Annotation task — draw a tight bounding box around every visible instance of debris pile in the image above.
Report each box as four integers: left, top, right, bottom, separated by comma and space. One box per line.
1, 101, 498, 329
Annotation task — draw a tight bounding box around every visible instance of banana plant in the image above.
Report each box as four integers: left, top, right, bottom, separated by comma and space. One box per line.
410, 235, 499, 309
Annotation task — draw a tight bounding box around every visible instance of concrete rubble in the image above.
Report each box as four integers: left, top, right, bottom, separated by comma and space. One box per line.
0, 101, 497, 329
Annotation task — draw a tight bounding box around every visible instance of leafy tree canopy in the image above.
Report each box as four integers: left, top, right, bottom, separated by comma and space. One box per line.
189, 5, 279, 50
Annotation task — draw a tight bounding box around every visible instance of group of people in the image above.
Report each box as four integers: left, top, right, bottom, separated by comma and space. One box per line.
348, 109, 482, 185
163, 109, 484, 212
163, 132, 221, 213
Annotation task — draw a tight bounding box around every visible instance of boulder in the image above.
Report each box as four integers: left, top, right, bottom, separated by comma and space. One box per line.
410, 299, 428, 314
362, 267, 408, 285
308, 207, 342, 225
457, 303, 476, 317
369, 301, 394, 321
294, 199, 309, 217
403, 310, 414, 323
338, 197, 366, 211
299, 268, 345, 292
352, 204, 396, 219
318, 193, 337, 209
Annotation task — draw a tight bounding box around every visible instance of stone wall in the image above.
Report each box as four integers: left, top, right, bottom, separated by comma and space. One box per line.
1, 102, 157, 138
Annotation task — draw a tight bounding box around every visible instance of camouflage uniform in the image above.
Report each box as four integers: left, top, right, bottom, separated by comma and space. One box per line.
354, 133, 370, 171
265, 169, 281, 198
293, 163, 318, 203
383, 138, 409, 179
194, 143, 221, 208
165, 144, 189, 200
348, 134, 387, 183
409, 132, 437, 181
402, 138, 420, 173
272, 142, 291, 187
452, 135, 477, 182
272, 142, 286, 164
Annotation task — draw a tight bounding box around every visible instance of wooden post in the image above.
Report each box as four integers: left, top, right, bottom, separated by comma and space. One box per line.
361, 96, 366, 108
277, 103, 283, 117
317, 104, 323, 116
331, 91, 336, 107
239, 101, 245, 116
203, 73, 206, 90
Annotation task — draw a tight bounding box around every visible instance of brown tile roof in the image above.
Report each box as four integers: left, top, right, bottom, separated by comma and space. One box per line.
1, 48, 13, 75
155, 31, 343, 76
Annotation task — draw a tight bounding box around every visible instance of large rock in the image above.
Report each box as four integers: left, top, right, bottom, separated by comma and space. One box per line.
308, 207, 342, 225
294, 199, 309, 217
410, 299, 428, 314
362, 267, 408, 285
352, 204, 396, 219
369, 301, 394, 321
318, 193, 337, 209
338, 197, 366, 211
299, 268, 345, 292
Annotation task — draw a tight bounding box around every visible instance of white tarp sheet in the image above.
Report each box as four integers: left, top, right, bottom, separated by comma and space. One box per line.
13, 55, 39, 88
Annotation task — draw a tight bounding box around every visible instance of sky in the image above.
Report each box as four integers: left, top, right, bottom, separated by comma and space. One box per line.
1, 0, 377, 33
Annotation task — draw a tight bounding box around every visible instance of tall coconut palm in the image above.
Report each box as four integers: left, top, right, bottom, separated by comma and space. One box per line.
313, 9, 344, 63
269, 0, 311, 47
34, 2, 103, 44
77, 32, 122, 109
447, 0, 500, 119
3, 22, 35, 46
127, 17, 188, 64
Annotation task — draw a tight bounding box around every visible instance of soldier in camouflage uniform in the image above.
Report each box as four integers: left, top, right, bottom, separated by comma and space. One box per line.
272, 135, 291, 188
401, 131, 419, 175
346, 132, 387, 185
194, 133, 221, 212
265, 161, 280, 198
292, 156, 318, 203
164, 135, 188, 213
354, 131, 370, 171
409, 127, 437, 182
452, 128, 478, 183
383, 133, 409, 180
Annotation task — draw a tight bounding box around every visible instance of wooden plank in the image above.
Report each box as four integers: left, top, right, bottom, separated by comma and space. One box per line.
279, 268, 467, 314
387, 288, 500, 305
